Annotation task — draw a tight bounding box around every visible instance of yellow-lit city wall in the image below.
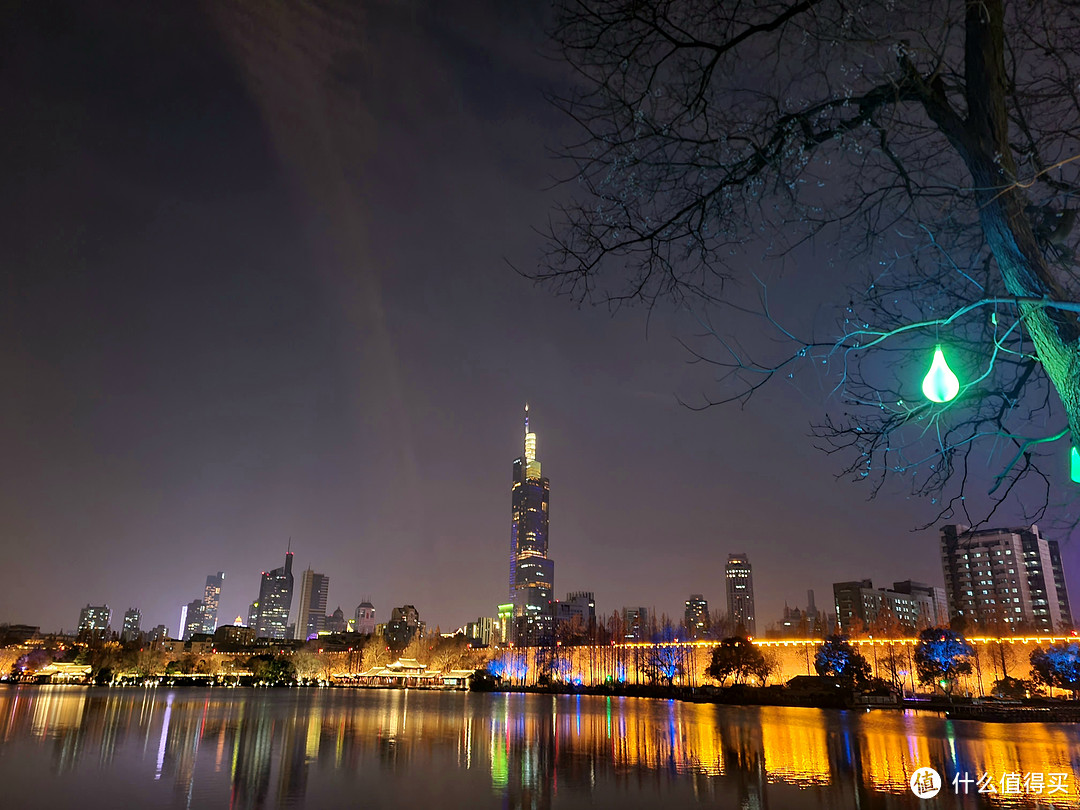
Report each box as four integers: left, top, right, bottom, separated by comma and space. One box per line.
490, 637, 1074, 696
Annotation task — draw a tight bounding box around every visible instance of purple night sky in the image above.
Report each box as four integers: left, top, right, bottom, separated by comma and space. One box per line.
2, 0, 1076, 635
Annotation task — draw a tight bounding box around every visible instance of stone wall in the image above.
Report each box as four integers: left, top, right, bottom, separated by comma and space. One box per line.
487, 637, 1073, 696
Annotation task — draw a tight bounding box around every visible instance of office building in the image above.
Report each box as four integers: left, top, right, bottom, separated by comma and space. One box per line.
685, 594, 709, 638
497, 603, 513, 645
463, 616, 497, 646
215, 624, 256, 648
892, 580, 949, 627
622, 606, 650, 641
725, 554, 756, 636
778, 590, 828, 637
940, 524, 1074, 633
556, 591, 596, 632
385, 605, 423, 650
148, 624, 169, 642
833, 580, 929, 634
354, 601, 376, 634
121, 608, 141, 642
78, 604, 110, 635
509, 404, 554, 642
294, 568, 330, 640
182, 599, 204, 641
253, 550, 295, 639
200, 572, 225, 634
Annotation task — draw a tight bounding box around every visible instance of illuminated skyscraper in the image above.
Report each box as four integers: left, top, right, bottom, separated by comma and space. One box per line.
254, 550, 294, 639
200, 572, 225, 634
725, 554, 756, 636
294, 568, 329, 640
509, 404, 554, 642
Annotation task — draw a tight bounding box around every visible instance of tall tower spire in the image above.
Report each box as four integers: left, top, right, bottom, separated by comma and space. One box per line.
509, 403, 553, 644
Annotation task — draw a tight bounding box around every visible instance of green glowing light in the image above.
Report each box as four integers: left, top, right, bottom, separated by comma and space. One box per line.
1071, 447, 1080, 484
921, 345, 960, 403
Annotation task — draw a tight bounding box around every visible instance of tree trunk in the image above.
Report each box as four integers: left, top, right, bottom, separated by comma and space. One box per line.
962, 1, 1080, 444
915, 1, 1080, 444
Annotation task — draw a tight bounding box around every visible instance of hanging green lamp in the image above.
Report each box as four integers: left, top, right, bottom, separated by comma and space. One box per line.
921, 345, 960, 403
1071, 446, 1080, 484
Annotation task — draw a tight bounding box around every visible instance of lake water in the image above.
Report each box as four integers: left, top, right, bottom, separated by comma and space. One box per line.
0, 686, 1077, 808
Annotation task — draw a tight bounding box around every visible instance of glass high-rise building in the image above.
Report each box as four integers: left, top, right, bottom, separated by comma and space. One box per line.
200, 572, 225, 634
182, 598, 204, 640
509, 404, 554, 642
254, 550, 294, 639
295, 568, 330, 640
725, 554, 756, 636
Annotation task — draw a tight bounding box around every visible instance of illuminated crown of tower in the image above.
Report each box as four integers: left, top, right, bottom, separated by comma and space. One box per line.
524, 403, 541, 479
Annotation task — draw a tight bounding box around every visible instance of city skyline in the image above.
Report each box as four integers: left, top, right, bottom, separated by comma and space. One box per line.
3, 1, 1080, 639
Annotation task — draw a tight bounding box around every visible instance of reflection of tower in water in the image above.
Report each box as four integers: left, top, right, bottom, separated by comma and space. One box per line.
275, 701, 313, 803
231, 702, 274, 810
488, 697, 554, 810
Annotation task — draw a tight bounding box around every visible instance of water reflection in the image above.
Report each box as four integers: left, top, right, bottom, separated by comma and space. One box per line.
0, 686, 1076, 809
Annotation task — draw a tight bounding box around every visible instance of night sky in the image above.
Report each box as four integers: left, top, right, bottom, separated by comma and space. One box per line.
3, 0, 1076, 636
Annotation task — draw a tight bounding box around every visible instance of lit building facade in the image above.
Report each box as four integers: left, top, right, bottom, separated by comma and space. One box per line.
200, 572, 225, 634
354, 601, 376, 634
725, 554, 756, 636
940, 524, 1074, 633
386, 604, 423, 650
509, 405, 554, 642
557, 591, 596, 632
182, 599, 204, 640
892, 580, 949, 627
78, 604, 110, 635
254, 550, 295, 639
294, 568, 330, 640
121, 608, 141, 642
622, 606, 650, 640
496, 603, 513, 645
684, 594, 709, 638
463, 616, 498, 646
833, 580, 930, 634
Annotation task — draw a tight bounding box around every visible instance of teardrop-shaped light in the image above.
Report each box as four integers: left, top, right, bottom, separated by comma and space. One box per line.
921, 345, 960, 403
1071, 446, 1080, 484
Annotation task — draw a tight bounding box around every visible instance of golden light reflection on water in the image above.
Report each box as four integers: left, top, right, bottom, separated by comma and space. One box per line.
758, 707, 831, 786
0, 687, 1077, 808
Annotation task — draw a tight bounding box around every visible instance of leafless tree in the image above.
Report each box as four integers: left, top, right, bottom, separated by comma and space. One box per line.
639, 643, 688, 685
879, 645, 909, 691
540, 0, 1080, 525
361, 633, 392, 669
293, 650, 326, 682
